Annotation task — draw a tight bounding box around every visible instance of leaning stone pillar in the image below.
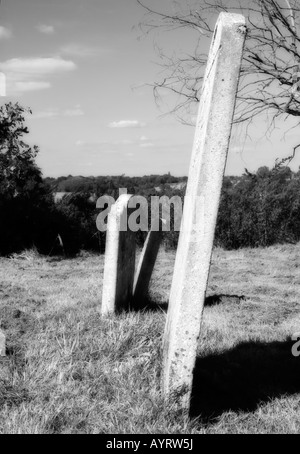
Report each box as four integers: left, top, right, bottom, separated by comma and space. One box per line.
162, 13, 246, 409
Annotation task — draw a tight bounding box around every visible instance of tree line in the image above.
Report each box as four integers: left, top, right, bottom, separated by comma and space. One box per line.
1, 102, 300, 256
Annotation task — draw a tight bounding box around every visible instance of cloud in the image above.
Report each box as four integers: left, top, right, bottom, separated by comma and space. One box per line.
0, 57, 76, 95
229, 144, 255, 155
0, 73, 6, 96
140, 142, 154, 148
74, 138, 138, 156
16, 81, 51, 93
0, 26, 12, 40
75, 139, 132, 148
32, 105, 84, 119
74, 137, 157, 157
0, 57, 76, 74
60, 44, 104, 58
37, 24, 55, 34
108, 120, 146, 129
63, 106, 84, 117
120, 139, 133, 145
31, 109, 57, 119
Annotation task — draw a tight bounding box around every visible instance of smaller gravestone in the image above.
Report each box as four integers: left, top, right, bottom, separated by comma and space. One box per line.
133, 230, 162, 307
101, 194, 136, 314
0, 330, 6, 357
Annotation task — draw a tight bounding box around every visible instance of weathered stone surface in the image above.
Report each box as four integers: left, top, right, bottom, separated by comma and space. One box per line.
101, 194, 136, 314
162, 13, 246, 408
0, 329, 6, 357
133, 230, 162, 307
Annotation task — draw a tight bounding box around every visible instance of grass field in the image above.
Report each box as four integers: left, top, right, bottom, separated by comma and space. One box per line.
1, 244, 300, 434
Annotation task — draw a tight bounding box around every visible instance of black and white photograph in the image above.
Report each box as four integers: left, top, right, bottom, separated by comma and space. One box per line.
1, 0, 300, 437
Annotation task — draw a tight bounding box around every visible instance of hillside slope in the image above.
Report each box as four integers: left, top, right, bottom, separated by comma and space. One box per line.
0, 245, 300, 434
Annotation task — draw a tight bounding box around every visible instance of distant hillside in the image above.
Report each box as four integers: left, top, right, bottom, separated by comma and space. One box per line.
44, 174, 188, 196
40, 166, 300, 252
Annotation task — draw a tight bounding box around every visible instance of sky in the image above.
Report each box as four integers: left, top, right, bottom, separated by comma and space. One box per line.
0, 0, 300, 178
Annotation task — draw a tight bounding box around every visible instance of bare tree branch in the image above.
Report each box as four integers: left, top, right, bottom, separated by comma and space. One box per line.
137, 0, 300, 131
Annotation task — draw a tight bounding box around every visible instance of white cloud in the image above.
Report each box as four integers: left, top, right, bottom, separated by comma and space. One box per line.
75, 139, 133, 148
140, 142, 154, 148
108, 120, 146, 129
16, 81, 51, 93
74, 138, 141, 157
37, 24, 55, 34
32, 109, 57, 119
140, 135, 149, 141
0, 73, 6, 96
75, 140, 104, 148
0, 26, 12, 40
0, 57, 76, 96
60, 44, 103, 58
63, 106, 84, 117
32, 105, 84, 119
0, 57, 76, 75
120, 139, 133, 145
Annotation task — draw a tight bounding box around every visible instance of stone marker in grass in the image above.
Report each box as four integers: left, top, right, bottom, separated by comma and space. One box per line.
162, 12, 246, 409
101, 194, 136, 314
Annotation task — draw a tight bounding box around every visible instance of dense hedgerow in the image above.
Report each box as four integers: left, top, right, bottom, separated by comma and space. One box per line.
45, 166, 300, 254
2, 103, 300, 255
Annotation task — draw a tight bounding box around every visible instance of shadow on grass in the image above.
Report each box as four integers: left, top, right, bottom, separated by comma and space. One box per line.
204, 294, 246, 307
190, 339, 300, 423
131, 296, 168, 313
132, 293, 246, 312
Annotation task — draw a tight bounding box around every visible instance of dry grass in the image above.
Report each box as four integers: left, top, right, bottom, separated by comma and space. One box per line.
0, 244, 300, 433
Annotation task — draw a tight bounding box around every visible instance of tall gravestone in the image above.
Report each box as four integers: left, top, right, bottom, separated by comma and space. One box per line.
162, 13, 246, 408
101, 194, 136, 314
